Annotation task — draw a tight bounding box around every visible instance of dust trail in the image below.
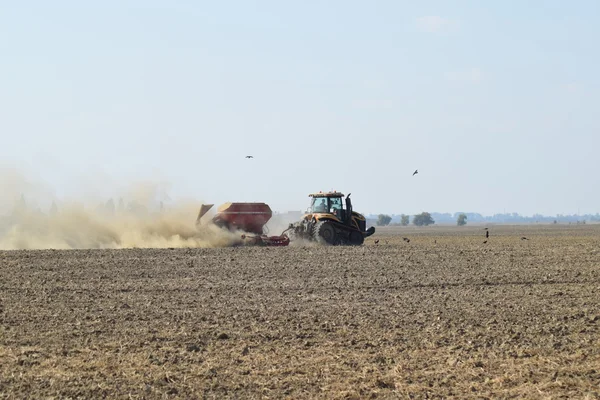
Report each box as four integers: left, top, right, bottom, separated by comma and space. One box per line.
0, 169, 240, 250
0, 204, 241, 250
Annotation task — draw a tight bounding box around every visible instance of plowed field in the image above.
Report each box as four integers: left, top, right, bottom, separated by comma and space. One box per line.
1, 225, 599, 399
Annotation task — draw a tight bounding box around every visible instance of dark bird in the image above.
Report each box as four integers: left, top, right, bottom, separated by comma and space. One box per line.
412, 169, 418, 176
483, 227, 488, 230
483, 240, 488, 244
374, 239, 380, 244
245, 155, 254, 159
521, 236, 529, 240
403, 237, 410, 243
485, 230, 489, 239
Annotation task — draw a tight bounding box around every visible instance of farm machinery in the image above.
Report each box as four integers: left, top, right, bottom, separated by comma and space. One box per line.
197, 191, 375, 246
196, 202, 290, 246
283, 191, 375, 245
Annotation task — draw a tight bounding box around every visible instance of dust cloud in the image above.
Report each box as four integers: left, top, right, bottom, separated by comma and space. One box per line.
0, 168, 241, 250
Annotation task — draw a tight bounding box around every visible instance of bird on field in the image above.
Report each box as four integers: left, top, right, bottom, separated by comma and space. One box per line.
485, 230, 489, 239
521, 236, 529, 240
483, 227, 488, 230
374, 239, 380, 244
412, 169, 418, 176
245, 155, 254, 159
403, 237, 410, 243
483, 240, 487, 244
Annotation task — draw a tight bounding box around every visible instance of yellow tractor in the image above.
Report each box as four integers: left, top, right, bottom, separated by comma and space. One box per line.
284, 191, 375, 245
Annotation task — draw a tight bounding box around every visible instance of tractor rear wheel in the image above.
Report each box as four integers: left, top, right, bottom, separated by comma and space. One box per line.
314, 220, 337, 245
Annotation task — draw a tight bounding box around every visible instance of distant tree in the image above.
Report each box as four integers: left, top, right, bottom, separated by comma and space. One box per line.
457, 213, 467, 226
400, 214, 410, 226
413, 212, 435, 226
105, 198, 115, 215
12, 194, 27, 215
377, 214, 392, 226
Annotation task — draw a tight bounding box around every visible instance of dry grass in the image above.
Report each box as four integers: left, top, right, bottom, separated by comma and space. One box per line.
1, 224, 600, 398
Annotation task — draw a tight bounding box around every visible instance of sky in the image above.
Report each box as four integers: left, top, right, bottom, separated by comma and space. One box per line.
1, 1, 599, 216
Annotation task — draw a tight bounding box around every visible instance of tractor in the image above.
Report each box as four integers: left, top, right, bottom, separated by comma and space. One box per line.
284, 191, 375, 245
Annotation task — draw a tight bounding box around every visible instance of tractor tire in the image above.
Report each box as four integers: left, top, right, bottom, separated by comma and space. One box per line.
349, 230, 364, 245
314, 220, 337, 245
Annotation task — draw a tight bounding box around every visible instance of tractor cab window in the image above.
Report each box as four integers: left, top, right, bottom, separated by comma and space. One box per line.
311, 198, 329, 213
310, 196, 344, 214
329, 197, 343, 219
329, 197, 343, 211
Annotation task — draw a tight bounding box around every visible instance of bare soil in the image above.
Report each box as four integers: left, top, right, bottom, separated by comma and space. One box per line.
1, 225, 599, 399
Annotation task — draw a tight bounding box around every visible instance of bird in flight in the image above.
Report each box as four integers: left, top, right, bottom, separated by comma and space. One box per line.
412, 169, 418, 176
245, 155, 254, 159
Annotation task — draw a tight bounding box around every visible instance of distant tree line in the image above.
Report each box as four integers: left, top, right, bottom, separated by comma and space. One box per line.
369, 211, 600, 225
4, 194, 167, 218
376, 212, 435, 227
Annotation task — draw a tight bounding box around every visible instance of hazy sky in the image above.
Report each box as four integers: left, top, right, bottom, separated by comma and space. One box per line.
1, 1, 598, 216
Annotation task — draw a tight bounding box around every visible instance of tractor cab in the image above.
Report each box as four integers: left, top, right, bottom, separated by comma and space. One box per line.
307, 192, 354, 226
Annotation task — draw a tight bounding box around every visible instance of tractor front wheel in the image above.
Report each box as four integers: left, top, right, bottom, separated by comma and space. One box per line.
314, 221, 337, 245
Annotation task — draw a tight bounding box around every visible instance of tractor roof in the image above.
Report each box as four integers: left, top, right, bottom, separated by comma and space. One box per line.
309, 191, 345, 198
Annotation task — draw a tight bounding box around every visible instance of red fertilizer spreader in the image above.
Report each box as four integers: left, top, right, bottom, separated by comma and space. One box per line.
197, 202, 290, 246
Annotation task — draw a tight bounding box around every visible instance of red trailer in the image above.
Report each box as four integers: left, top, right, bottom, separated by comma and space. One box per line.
197, 202, 290, 246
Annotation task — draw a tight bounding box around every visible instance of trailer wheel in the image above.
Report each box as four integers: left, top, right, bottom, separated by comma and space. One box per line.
314, 221, 337, 245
